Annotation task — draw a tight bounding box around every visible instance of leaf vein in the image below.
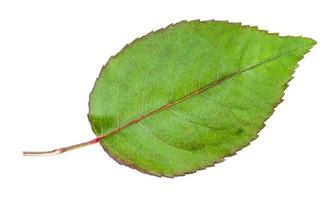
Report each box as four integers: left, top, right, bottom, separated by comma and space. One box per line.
96, 45, 306, 140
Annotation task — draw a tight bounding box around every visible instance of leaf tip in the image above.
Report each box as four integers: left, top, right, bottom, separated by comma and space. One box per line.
301, 36, 317, 49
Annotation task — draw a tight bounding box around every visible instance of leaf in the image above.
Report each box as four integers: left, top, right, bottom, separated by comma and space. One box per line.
88, 20, 316, 177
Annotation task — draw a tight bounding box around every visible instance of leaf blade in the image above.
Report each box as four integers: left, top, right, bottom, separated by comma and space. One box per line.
89, 20, 316, 177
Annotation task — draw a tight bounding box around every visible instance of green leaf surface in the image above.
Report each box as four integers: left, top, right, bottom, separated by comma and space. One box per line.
88, 20, 316, 177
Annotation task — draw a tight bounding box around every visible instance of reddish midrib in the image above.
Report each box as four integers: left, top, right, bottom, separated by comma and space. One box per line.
22, 46, 302, 156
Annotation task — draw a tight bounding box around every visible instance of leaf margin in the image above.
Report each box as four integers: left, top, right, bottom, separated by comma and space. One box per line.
88, 19, 317, 177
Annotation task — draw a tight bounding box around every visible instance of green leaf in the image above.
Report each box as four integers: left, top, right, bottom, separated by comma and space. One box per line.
88, 20, 316, 177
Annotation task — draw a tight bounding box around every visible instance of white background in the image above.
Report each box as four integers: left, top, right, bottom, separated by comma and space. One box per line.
0, 0, 335, 199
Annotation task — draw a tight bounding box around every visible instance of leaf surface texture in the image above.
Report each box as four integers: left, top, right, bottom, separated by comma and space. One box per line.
88, 20, 315, 177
